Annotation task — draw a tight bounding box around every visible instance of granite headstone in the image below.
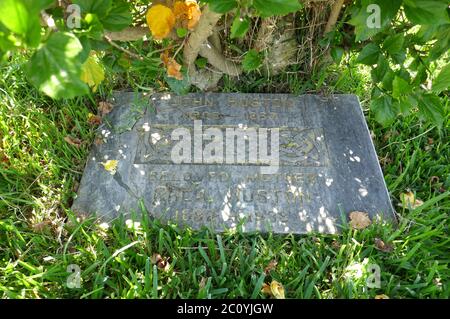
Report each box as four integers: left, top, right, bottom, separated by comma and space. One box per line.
72, 92, 394, 233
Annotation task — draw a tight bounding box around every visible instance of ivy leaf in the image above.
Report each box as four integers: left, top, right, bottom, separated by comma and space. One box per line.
403, 0, 450, 25
330, 47, 344, 64
392, 76, 411, 99
25, 32, 89, 99
203, 0, 238, 14
417, 93, 445, 128
433, 64, 450, 93
253, 0, 303, 17
349, 0, 402, 42
356, 43, 380, 65
242, 49, 262, 72
371, 95, 396, 126
73, 0, 112, 18
231, 15, 250, 39
80, 54, 105, 92
101, 1, 132, 31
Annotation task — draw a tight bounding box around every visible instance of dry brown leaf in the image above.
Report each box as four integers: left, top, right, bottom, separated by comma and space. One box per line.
64, 136, 82, 148
98, 101, 113, 116
87, 113, 102, 126
399, 191, 424, 209
375, 294, 389, 299
374, 238, 393, 253
349, 211, 371, 230
161, 51, 183, 80
31, 220, 51, 233
94, 137, 104, 146
150, 253, 170, 271
332, 240, 341, 250
264, 260, 278, 274
146, 4, 176, 40
261, 280, 285, 299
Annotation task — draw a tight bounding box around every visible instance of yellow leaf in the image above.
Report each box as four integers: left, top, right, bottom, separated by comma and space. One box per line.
399, 191, 424, 209
270, 280, 285, 299
101, 160, 118, 175
375, 294, 389, 299
80, 54, 105, 92
349, 211, 371, 230
174, 0, 201, 30
146, 4, 175, 40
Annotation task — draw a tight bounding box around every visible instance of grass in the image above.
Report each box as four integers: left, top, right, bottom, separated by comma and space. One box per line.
0, 53, 449, 299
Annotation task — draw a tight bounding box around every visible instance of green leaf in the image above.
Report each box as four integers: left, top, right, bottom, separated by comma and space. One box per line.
433, 64, 450, 93
176, 28, 188, 38
371, 95, 396, 126
392, 76, 411, 99
417, 93, 445, 127
231, 15, 250, 39
349, 0, 402, 42
356, 43, 380, 65
403, 0, 450, 25
371, 54, 390, 83
101, 1, 132, 31
195, 57, 208, 69
165, 71, 190, 95
25, 32, 89, 99
242, 49, 262, 72
253, 0, 303, 17
80, 54, 105, 92
330, 47, 344, 64
203, 0, 238, 14
382, 33, 406, 63
73, 0, 112, 18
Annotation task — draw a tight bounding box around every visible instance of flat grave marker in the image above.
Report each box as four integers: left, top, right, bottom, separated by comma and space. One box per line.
72, 92, 394, 234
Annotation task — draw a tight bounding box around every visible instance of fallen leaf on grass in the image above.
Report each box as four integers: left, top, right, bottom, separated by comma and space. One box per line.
80, 54, 105, 92
375, 294, 389, 299
161, 51, 183, 80
98, 101, 113, 116
374, 238, 393, 253
31, 220, 52, 233
261, 280, 285, 299
150, 253, 170, 271
264, 260, 278, 274
88, 113, 102, 126
349, 211, 371, 230
64, 136, 82, 148
101, 160, 118, 175
399, 191, 424, 209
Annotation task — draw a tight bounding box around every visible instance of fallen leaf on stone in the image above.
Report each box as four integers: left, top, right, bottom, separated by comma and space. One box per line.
101, 160, 118, 175
94, 137, 104, 146
399, 191, 423, 209
375, 294, 389, 299
98, 101, 113, 116
349, 211, 371, 230
374, 238, 393, 253
88, 113, 102, 126
261, 280, 285, 299
146, 4, 176, 40
64, 136, 82, 148
264, 260, 278, 274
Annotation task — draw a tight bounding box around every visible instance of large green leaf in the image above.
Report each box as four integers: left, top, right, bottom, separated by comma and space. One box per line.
253, 0, 303, 17
203, 0, 238, 14
433, 64, 450, 93
371, 95, 396, 126
101, 1, 132, 31
25, 32, 89, 99
349, 0, 402, 41
403, 0, 450, 25
73, 0, 112, 18
356, 43, 380, 65
242, 49, 262, 72
392, 76, 411, 99
417, 93, 445, 127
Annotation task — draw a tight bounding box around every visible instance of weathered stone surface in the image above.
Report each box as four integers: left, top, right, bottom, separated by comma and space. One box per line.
72, 92, 394, 234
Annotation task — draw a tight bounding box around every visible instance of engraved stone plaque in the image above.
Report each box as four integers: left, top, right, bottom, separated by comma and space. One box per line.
72, 92, 394, 234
